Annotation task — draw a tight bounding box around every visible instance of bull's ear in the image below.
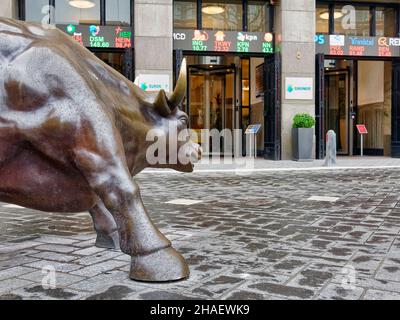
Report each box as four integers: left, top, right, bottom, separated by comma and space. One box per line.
153, 89, 171, 117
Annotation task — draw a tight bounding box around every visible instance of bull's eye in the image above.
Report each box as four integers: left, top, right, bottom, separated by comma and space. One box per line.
179, 116, 189, 126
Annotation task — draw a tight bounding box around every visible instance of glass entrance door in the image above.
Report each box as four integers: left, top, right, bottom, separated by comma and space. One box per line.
188, 66, 236, 155
324, 71, 350, 154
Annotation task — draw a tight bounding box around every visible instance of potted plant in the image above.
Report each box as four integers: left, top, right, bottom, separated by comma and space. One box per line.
292, 113, 315, 161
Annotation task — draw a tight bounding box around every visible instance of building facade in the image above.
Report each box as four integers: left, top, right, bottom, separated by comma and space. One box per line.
1, 0, 400, 160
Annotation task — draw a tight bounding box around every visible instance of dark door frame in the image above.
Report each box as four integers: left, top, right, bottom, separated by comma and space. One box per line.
175, 50, 279, 159
317, 54, 397, 158
263, 53, 281, 160
186, 64, 236, 155
392, 59, 400, 157
324, 69, 351, 155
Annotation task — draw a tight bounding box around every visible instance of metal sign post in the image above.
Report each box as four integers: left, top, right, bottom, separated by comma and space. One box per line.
356, 125, 368, 157
245, 124, 262, 158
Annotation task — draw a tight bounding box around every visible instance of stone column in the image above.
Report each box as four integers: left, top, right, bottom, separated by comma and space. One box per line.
275, 0, 316, 160
134, 0, 173, 91
0, 0, 17, 18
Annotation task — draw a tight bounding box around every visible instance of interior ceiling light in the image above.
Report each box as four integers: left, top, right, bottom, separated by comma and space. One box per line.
319, 11, 344, 20
202, 5, 225, 15
69, 1, 96, 9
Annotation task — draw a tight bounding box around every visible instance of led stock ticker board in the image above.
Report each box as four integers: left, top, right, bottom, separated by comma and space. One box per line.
58, 24, 132, 49
173, 29, 274, 54
315, 34, 400, 57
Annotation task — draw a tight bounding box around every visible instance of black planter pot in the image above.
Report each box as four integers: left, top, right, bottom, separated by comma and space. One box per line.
292, 128, 313, 161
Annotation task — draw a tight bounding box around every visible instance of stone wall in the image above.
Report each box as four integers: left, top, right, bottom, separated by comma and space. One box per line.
275, 0, 316, 160
134, 0, 173, 91
0, 0, 16, 18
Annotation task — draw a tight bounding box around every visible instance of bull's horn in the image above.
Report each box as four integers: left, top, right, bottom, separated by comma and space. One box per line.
153, 89, 171, 117
167, 58, 187, 109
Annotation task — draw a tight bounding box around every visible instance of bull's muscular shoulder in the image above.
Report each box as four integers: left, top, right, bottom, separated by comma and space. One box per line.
0, 19, 120, 113
0, 19, 152, 123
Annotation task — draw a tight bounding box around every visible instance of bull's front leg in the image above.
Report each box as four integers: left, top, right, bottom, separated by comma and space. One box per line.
75, 150, 189, 282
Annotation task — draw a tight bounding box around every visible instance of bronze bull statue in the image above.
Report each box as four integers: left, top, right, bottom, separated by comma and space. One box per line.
0, 18, 201, 282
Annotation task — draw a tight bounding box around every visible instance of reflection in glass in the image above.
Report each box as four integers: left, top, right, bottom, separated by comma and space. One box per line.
325, 72, 349, 154
316, 4, 329, 34
25, 0, 49, 23
55, 0, 100, 25
106, 0, 131, 26
241, 59, 249, 107
202, 0, 242, 31
248, 1, 270, 32
376, 7, 396, 37
174, 0, 197, 29
94, 52, 123, 74
334, 6, 370, 36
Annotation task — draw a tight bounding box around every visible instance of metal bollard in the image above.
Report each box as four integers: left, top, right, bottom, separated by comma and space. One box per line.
324, 130, 337, 167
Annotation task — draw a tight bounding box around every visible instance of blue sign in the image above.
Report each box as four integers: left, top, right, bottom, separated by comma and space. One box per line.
245, 124, 262, 134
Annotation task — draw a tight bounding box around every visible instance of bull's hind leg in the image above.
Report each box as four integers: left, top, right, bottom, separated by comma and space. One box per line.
89, 202, 120, 250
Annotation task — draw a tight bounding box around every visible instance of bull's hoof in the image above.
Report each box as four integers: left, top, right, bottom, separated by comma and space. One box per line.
95, 231, 120, 250
129, 247, 189, 282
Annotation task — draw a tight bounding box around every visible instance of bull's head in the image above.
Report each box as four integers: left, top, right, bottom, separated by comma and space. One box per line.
147, 59, 202, 172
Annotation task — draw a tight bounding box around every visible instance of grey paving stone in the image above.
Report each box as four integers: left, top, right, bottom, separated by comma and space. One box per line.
9, 283, 89, 300
29, 251, 78, 263
137, 290, 201, 300
23, 260, 82, 273
0, 241, 42, 254
74, 250, 122, 266
0, 266, 36, 281
69, 260, 127, 277
191, 275, 245, 298
315, 283, 365, 300
35, 235, 80, 245
68, 270, 130, 292
375, 258, 400, 283
270, 259, 308, 276
223, 290, 266, 300
86, 285, 147, 300
72, 246, 107, 256
0, 278, 34, 294
33, 244, 76, 254
246, 282, 315, 300
0, 256, 39, 270
363, 289, 400, 300
19, 270, 85, 286
287, 269, 333, 291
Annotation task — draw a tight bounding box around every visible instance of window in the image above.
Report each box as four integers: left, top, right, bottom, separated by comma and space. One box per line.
174, 0, 197, 29
334, 5, 370, 36
248, 1, 270, 32
376, 7, 396, 37
316, 3, 329, 34
316, 2, 398, 37
202, 0, 243, 31
55, 0, 100, 25
25, 0, 49, 23
106, 0, 131, 26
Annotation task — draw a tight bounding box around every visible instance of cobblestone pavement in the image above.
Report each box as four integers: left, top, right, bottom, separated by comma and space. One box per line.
1, 168, 400, 300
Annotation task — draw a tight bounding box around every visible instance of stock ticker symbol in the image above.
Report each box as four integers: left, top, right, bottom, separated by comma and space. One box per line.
214, 31, 226, 42
378, 37, 389, 47
89, 25, 100, 37
66, 24, 76, 34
